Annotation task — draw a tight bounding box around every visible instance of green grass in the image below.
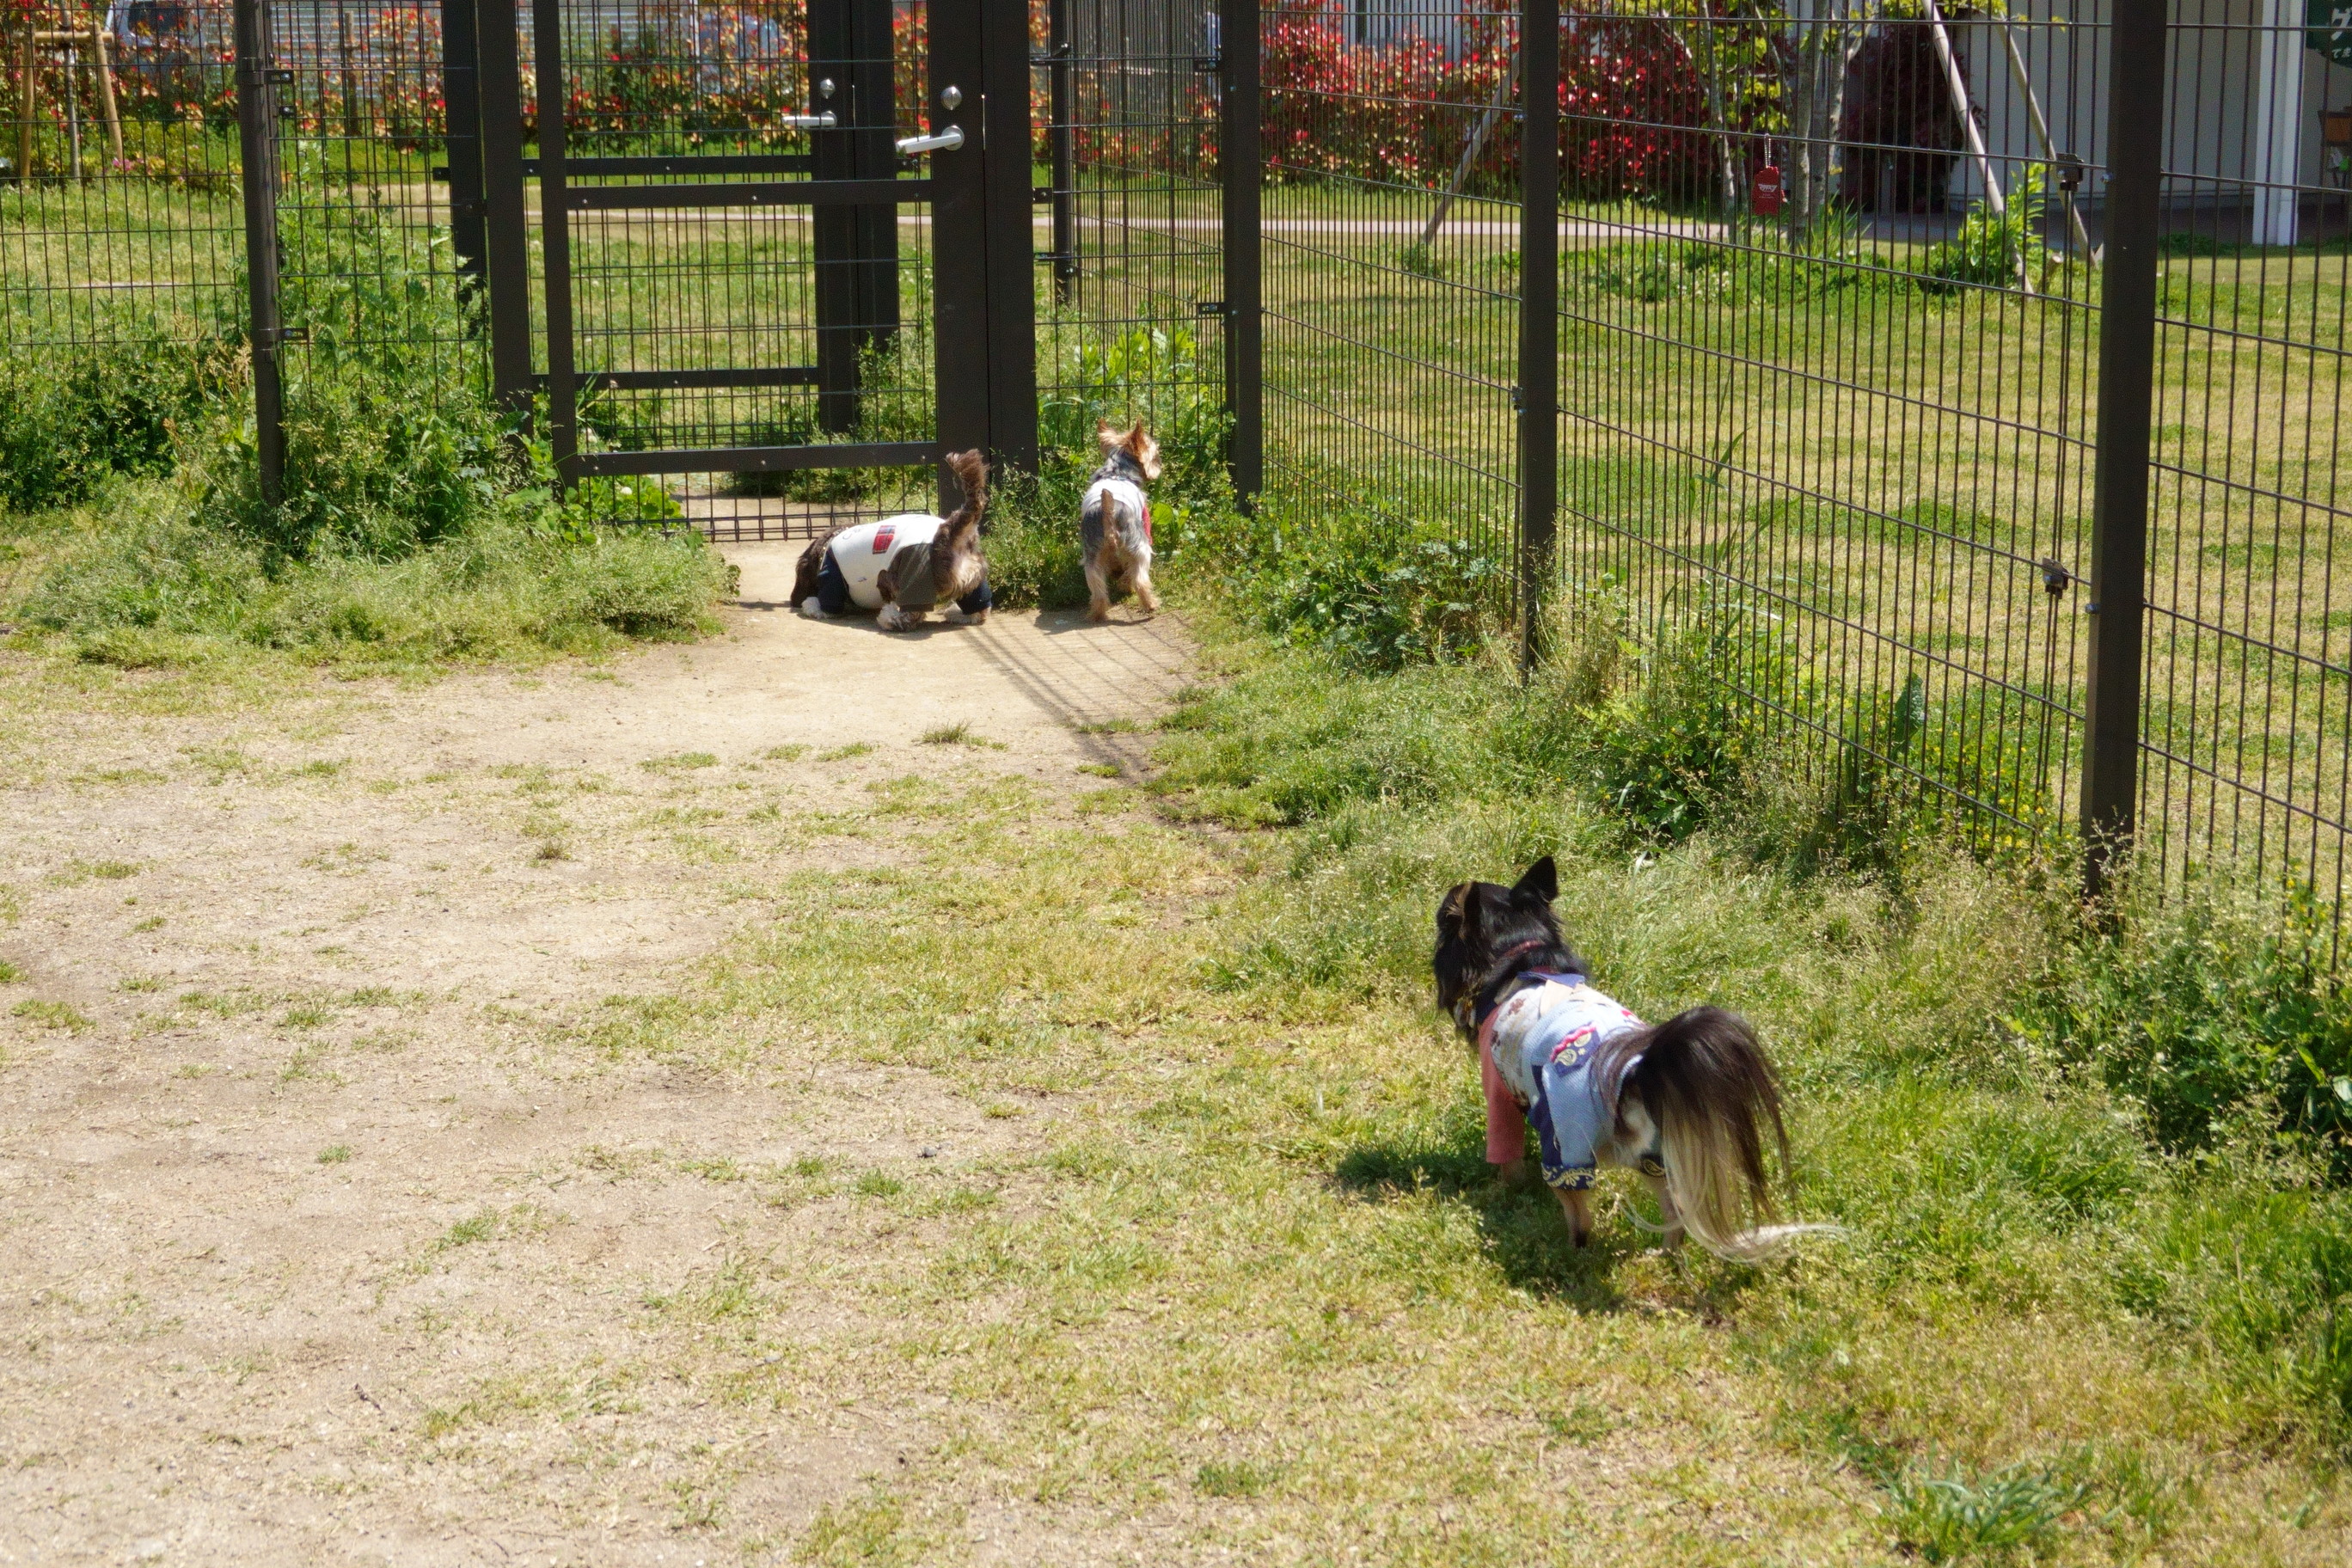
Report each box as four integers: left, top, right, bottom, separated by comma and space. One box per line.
0, 475, 732, 673
11, 999, 92, 1032
462, 589, 2343, 1561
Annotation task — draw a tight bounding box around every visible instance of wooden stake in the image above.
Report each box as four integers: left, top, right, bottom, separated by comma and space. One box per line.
90, 23, 121, 165
15, 19, 37, 184
1925, 0, 2032, 294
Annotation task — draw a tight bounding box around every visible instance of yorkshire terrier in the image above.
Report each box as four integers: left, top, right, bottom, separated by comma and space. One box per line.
794, 449, 992, 631
1080, 420, 1161, 624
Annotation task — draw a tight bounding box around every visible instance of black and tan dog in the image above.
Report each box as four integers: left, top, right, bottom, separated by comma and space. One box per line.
793, 450, 993, 631
1080, 420, 1161, 624
1436, 856, 1829, 1259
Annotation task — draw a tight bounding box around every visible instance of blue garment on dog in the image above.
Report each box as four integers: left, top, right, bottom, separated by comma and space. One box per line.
1479, 973, 1646, 1190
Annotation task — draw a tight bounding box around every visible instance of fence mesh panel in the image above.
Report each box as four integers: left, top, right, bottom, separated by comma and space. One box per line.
2, 1, 243, 355
1255, 0, 2352, 923
1260, 0, 1522, 566
1033, 0, 1225, 464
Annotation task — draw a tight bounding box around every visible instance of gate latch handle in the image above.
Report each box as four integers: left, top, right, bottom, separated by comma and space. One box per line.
895, 125, 965, 156
778, 112, 837, 129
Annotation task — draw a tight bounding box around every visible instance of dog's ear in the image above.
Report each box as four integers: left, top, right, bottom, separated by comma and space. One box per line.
1511, 855, 1558, 906
1122, 420, 1149, 456
1097, 419, 1122, 450
1436, 880, 1470, 938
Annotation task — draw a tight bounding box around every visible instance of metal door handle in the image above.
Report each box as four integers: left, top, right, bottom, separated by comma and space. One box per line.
778, 112, 838, 129
894, 126, 965, 156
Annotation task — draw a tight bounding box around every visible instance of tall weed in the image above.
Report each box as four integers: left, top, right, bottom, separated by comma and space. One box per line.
0, 334, 230, 513
1192, 495, 1510, 672
2022, 871, 2352, 1173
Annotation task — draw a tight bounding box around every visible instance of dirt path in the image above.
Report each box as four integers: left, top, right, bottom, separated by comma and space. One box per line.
0, 545, 1189, 1567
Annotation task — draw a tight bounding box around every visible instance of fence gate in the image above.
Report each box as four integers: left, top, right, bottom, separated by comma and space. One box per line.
463, 0, 1035, 538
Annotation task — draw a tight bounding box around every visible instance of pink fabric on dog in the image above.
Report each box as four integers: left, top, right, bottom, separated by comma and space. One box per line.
1482, 1044, 1527, 1164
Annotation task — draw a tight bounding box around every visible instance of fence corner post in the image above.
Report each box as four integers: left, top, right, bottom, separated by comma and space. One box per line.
1222, 0, 1263, 511
232, 0, 283, 509
1516, 0, 1559, 677
2080, 0, 2168, 897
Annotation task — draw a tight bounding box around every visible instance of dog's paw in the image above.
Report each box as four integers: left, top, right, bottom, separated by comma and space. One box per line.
942, 605, 969, 625
799, 597, 829, 619
878, 603, 914, 632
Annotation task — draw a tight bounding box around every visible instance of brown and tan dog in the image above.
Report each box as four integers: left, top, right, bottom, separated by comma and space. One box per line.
1080, 421, 1161, 624
791, 450, 992, 631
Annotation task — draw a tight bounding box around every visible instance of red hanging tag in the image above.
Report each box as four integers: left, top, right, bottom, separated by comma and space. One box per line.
1753, 164, 1785, 216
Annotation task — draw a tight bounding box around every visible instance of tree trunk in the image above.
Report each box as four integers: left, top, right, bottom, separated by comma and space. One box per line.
1785, 0, 1861, 244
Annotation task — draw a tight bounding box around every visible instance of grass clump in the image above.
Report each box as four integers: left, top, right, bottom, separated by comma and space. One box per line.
917, 723, 1001, 749
2023, 873, 2352, 1170
1189, 493, 1509, 671
0, 334, 231, 514
11, 998, 92, 1032
2, 476, 729, 671
0, 212, 732, 673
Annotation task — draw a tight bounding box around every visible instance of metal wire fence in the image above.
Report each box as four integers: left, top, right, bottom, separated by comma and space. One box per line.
1259, 0, 1522, 567
1, 1, 244, 353
1253, 0, 2352, 922
14, 0, 2352, 918
1033, 0, 1227, 465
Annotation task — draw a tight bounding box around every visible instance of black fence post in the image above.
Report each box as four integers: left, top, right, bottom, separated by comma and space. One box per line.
233, 0, 284, 509
474, 0, 533, 413
2080, 0, 2167, 897
1221, 0, 1261, 508
440, 0, 487, 297
1047, 0, 1077, 304
980, 0, 1038, 475
530, 0, 576, 479
1516, 0, 1559, 676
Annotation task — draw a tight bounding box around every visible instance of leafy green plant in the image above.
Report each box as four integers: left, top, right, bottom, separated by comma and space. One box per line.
2022, 873, 2352, 1172
1916, 163, 2054, 294
0, 334, 230, 514
1498, 591, 1771, 844
1881, 1457, 2081, 1563
1196, 496, 1509, 672
1038, 322, 1231, 501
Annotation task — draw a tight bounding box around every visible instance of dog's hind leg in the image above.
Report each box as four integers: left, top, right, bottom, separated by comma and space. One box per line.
1084, 550, 1112, 624
1130, 542, 1160, 615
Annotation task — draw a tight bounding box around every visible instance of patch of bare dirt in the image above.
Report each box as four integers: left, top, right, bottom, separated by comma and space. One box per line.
0, 545, 1189, 1565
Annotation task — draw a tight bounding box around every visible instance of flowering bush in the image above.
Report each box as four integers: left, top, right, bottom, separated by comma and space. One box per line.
1261, 0, 1712, 205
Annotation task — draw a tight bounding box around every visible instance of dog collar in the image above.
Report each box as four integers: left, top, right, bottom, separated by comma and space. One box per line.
1453, 938, 1546, 1032
1460, 943, 1583, 1034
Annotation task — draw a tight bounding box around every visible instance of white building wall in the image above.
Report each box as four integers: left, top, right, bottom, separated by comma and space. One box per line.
1942, 0, 2352, 238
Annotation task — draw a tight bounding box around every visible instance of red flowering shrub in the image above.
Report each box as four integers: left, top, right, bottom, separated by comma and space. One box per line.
1260, 1, 1711, 205
1559, 14, 1708, 203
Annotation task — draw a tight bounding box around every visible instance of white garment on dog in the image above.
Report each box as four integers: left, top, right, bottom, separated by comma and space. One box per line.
1479, 974, 1646, 1191
1084, 476, 1151, 537
823, 513, 944, 609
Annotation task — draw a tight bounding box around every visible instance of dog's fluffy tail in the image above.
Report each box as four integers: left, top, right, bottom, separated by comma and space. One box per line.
945, 449, 989, 530
1624, 1007, 1845, 1262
